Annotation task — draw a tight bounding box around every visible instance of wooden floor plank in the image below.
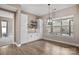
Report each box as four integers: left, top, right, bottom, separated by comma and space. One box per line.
0, 40, 79, 55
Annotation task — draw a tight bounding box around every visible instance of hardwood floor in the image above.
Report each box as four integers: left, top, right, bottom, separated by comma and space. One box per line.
0, 39, 79, 55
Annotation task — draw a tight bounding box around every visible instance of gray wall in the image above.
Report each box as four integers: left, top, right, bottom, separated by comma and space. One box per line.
0, 10, 14, 44
42, 5, 79, 47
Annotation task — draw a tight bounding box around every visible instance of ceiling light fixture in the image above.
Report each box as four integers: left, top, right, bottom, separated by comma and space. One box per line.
48, 4, 56, 24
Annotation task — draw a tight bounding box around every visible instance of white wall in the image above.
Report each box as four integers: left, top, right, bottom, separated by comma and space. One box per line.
0, 10, 14, 44
20, 13, 43, 44
20, 14, 28, 44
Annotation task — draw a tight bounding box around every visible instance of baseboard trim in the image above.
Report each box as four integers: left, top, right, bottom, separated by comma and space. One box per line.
13, 42, 21, 47
43, 37, 79, 47
13, 39, 41, 47
20, 39, 41, 46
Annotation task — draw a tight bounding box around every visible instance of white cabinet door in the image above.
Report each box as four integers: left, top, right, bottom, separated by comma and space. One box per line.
21, 14, 28, 44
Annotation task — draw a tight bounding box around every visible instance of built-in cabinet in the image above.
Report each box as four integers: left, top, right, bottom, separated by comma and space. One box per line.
20, 14, 28, 44
20, 13, 43, 44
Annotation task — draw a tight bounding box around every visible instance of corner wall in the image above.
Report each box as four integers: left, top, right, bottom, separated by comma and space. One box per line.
42, 5, 79, 47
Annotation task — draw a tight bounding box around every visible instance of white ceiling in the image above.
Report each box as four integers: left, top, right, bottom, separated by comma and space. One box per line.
21, 4, 75, 16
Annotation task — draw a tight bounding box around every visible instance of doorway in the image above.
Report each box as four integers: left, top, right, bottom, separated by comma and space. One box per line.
0, 16, 14, 46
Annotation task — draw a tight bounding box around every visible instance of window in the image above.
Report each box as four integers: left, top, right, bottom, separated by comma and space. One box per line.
62, 19, 70, 36
1, 21, 8, 37
46, 19, 52, 33
53, 20, 61, 35
46, 17, 73, 36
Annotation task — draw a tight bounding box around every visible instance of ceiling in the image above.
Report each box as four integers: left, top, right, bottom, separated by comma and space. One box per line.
21, 4, 75, 16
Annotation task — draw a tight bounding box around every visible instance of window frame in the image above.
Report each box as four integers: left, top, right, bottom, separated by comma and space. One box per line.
1, 20, 8, 37
0, 17, 8, 37
46, 16, 74, 36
